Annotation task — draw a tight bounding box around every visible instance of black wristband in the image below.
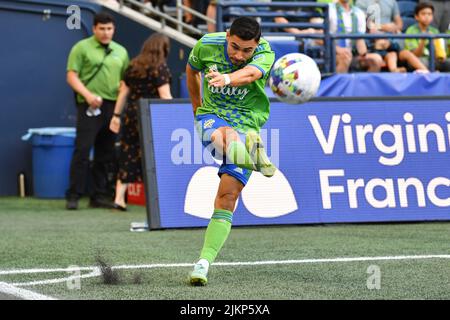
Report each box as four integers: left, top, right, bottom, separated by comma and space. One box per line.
113, 113, 121, 117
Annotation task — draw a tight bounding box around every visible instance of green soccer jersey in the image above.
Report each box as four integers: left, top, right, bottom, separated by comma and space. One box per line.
67, 36, 129, 103
405, 24, 440, 58
188, 32, 275, 133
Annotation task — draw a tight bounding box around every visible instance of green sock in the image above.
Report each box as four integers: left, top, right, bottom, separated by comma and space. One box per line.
199, 209, 233, 264
226, 141, 256, 170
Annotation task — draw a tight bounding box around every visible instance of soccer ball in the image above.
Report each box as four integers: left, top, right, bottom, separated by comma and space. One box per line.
269, 53, 321, 104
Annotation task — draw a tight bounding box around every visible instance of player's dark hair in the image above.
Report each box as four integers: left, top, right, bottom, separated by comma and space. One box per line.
93, 12, 115, 26
415, 2, 434, 15
229, 17, 261, 42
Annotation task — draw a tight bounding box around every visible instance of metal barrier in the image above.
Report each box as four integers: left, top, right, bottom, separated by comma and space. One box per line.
331, 33, 450, 72
175, 0, 215, 33
118, 0, 213, 35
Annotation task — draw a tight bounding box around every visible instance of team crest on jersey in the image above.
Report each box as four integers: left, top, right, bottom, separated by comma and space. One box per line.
190, 54, 198, 63
204, 119, 215, 129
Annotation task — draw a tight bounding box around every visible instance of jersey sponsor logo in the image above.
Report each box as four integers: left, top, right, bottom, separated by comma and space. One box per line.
207, 85, 250, 100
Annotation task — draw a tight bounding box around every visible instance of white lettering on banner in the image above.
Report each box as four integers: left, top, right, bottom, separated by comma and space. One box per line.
427, 177, 450, 207
309, 112, 450, 166
398, 178, 426, 208
319, 170, 345, 209
128, 183, 142, 197
319, 170, 450, 209
365, 179, 396, 209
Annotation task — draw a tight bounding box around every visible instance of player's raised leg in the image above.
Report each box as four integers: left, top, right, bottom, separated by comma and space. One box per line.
190, 174, 243, 286
210, 126, 256, 170
246, 130, 277, 177
210, 126, 276, 177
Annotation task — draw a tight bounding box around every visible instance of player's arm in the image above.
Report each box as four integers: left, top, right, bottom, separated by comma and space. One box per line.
186, 38, 205, 115
186, 63, 202, 115
207, 65, 261, 88
208, 46, 274, 88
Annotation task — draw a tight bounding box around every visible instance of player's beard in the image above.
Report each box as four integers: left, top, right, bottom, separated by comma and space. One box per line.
231, 58, 245, 66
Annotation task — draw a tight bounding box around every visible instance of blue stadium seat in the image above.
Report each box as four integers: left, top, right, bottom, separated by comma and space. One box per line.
268, 38, 301, 60
397, 1, 417, 18
402, 16, 416, 32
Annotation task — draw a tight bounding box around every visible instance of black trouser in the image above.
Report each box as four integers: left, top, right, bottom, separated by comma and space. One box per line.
66, 100, 117, 200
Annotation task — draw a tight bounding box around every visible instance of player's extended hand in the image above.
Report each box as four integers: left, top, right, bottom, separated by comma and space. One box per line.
206, 71, 226, 88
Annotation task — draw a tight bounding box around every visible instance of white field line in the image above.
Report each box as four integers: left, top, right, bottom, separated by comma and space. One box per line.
1, 254, 449, 287
0, 266, 96, 276
0, 282, 56, 300
11, 268, 102, 287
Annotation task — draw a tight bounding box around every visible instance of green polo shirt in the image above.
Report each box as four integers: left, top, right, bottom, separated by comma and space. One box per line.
67, 36, 129, 103
405, 23, 440, 58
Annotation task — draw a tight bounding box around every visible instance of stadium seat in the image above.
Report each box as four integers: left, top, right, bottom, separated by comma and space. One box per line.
397, 1, 417, 18
402, 16, 416, 32
268, 38, 302, 60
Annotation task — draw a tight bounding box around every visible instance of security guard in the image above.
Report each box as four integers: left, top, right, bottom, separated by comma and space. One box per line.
66, 12, 129, 210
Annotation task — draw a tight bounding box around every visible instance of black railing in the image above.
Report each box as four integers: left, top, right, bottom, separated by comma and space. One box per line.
331, 33, 450, 72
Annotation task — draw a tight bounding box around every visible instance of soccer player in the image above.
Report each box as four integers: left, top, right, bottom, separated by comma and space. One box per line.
186, 17, 276, 286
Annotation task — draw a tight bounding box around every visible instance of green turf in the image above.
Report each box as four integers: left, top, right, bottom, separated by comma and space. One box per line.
0, 197, 449, 299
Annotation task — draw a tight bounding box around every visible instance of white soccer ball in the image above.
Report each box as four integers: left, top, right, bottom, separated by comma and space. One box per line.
269, 53, 321, 104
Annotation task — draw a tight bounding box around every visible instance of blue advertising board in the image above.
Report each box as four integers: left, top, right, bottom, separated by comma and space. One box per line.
139, 98, 450, 229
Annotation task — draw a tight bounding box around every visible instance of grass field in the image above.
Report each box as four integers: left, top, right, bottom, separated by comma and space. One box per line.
0, 197, 449, 300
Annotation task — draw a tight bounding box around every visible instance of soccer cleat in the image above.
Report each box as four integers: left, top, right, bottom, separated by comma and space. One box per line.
190, 262, 208, 286
246, 131, 277, 177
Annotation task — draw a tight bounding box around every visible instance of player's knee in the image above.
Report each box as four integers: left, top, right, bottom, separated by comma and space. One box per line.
216, 190, 240, 210
219, 190, 240, 202
212, 127, 239, 149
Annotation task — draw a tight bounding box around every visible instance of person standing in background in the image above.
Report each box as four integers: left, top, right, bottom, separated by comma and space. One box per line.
66, 12, 129, 210
109, 33, 173, 211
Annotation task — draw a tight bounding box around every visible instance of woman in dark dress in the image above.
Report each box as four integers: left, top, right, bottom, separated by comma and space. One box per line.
109, 33, 172, 210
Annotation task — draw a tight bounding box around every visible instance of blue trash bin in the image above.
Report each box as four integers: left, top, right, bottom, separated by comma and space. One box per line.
23, 128, 76, 198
